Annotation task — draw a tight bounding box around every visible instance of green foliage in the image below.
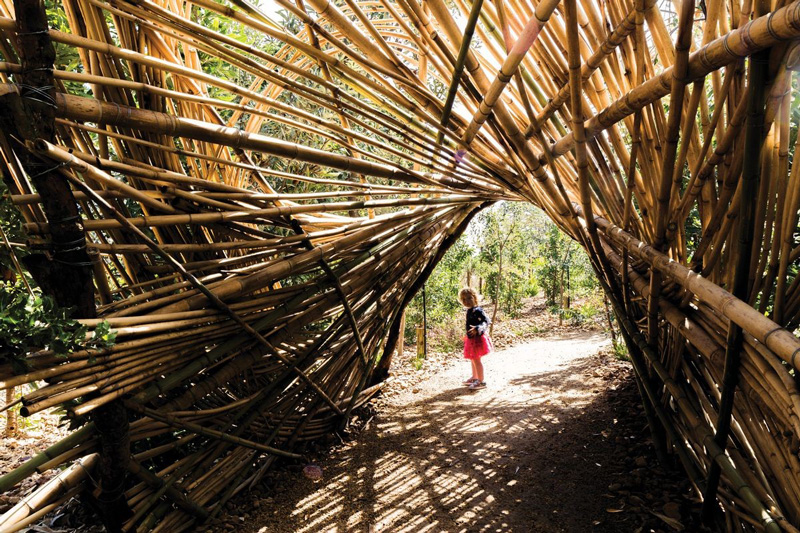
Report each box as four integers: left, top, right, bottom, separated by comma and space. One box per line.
404, 238, 472, 341
0, 181, 28, 276
556, 301, 601, 327
484, 269, 537, 317
430, 321, 463, 354
472, 202, 542, 317
41, 0, 94, 97
535, 222, 596, 307
403, 202, 601, 353
612, 341, 629, 361
538, 224, 570, 305
0, 281, 116, 372
511, 323, 547, 337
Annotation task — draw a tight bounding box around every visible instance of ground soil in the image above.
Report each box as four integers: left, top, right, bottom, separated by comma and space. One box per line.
1, 300, 702, 532
209, 301, 702, 533
0, 402, 70, 514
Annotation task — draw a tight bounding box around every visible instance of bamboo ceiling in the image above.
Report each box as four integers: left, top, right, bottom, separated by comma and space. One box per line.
2, 0, 800, 530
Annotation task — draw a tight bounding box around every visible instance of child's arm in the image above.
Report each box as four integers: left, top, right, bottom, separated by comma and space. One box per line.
473, 308, 489, 335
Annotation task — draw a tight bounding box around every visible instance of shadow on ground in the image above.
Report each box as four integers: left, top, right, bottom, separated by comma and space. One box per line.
213, 334, 691, 533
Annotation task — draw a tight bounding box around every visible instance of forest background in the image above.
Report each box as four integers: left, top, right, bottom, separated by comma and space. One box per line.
402, 201, 605, 356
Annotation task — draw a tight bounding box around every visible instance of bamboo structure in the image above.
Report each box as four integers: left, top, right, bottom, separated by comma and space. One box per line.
1, 0, 800, 530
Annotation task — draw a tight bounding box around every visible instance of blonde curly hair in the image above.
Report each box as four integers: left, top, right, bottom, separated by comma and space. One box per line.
458, 287, 479, 308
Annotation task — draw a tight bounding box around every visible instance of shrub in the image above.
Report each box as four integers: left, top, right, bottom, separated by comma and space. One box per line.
0, 281, 116, 372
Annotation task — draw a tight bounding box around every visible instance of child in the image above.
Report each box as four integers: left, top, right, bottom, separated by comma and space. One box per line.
458, 287, 493, 390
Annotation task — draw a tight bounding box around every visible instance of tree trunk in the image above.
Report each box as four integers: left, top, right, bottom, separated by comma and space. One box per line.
90, 402, 132, 531
603, 294, 619, 349
490, 247, 503, 336
7, 0, 95, 314
558, 268, 564, 326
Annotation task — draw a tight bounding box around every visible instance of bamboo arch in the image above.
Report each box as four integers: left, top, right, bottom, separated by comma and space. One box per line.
1, 0, 800, 530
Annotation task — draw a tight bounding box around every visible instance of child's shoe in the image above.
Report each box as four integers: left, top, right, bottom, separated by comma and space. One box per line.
468, 381, 486, 390
463, 377, 478, 385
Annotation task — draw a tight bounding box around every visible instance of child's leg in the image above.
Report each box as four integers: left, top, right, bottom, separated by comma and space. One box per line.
474, 357, 484, 382
470, 359, 478, 379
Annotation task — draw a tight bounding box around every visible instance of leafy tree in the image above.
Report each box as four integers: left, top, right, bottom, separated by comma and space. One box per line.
535, 222, 596, 310
404, 238, 473, 343
537, 223, 573, 306
401, 202, 600, 357
472, 202, 543, 325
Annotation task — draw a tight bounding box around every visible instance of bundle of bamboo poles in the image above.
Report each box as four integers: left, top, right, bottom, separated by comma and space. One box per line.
1, 0, 800, 530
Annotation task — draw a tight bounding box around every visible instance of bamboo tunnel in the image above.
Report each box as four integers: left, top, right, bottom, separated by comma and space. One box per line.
2, 0, 800, 530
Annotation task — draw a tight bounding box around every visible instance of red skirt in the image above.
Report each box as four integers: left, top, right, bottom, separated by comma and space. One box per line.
463, 334, 493, 360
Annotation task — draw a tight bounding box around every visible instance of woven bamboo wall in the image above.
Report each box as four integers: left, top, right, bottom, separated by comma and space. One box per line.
1, 0, 800, 530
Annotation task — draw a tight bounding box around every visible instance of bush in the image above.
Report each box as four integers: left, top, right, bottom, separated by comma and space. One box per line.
552, 301, 602, 327
612, 341, 629, 361
0, 281, 116, 372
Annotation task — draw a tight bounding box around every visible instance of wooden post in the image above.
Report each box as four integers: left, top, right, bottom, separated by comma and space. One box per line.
4, 0, 95, 314
602, 295, 618, 350
397, 311, 406, 357
422, 284, 428, 357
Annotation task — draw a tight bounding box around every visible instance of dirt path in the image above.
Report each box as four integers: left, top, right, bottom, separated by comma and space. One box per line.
212, 331, 694, 533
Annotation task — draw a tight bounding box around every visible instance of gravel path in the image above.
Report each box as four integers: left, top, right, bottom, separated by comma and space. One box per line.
213, 331, 677, 533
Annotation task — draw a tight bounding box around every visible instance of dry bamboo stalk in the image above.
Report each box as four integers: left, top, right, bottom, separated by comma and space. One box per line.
35, 90, 435, 186
531, 0, 656, 133
23, 194, 474, 235
57, 161, 348, 415
124, 403, 302, 460
461, 0, 560, 144
0, 488, 81, 533
586, 208, 800, 372
644, 0, 695, 368
0, 455, 98, 530
2, 0, 800, 529
548, 3, 800, 158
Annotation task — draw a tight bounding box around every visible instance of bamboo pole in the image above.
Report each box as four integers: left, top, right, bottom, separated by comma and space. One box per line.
640, 2, 696, 456
0, 454, 98, 530
585, 208, 800, 372
702, 19, 770, 521
123, 403, 303, 460
548, 3, 800, 158
53, 156, 346, 416
461, 0, 560, 145
2, 0, 800, 529
436, 0, 484, 146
